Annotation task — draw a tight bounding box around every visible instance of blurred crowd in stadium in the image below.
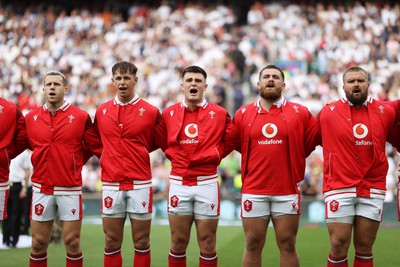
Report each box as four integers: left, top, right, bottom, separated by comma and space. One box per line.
0, 1, 399, 202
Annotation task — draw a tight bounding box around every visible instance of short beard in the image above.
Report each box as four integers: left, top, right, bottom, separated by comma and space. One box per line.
260, 88, 282, 102
346, 91, 368, 107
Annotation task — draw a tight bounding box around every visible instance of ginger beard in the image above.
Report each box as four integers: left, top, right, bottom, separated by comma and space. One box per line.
259, 82, 283, 102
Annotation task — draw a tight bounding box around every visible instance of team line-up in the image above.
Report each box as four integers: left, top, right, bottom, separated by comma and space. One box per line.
1, 62, 399, 267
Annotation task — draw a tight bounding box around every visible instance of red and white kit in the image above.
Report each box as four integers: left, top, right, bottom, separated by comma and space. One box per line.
0, 98, 25, 220
319, 97, 396, 219
225, 98, 319, 196
0, 98, 25, 186
25, 102, 93, 195
382, 99, 400, 221
92, 95, 165, 191
162, 99, 230, 186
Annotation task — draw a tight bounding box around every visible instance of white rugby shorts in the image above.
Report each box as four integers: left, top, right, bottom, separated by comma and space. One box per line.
31, 191, 82, 221
241, 193, 300, 218
102, 187, 152, 220
168, 182, 220, 218
325, 195, 383, 223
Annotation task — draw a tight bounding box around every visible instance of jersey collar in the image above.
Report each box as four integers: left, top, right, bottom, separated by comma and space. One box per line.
256, 97, 286, 112
181, 98, 208, 109
113, 94, 140, 106
43, 101, 70, 112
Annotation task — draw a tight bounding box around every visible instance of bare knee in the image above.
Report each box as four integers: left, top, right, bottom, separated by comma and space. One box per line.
245, 235, 265, 253
105, 232, 123, 249
198, 234, 216, 254
330, 236, 350, 258
276, 238, 296, 254
64, 234, 81, 254
354, 239, 374, 255
134, 235, 150, 249
171, 234, 190, 253
32, 235, 50, 254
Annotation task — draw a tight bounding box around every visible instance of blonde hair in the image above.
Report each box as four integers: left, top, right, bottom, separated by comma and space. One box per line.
44, 70, 68, 87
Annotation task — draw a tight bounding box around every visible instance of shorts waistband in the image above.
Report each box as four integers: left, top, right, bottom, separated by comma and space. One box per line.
169, 173, 218, 185
32, 182, 82, 195
102, 179, 152, 190
0, 182, 10, 191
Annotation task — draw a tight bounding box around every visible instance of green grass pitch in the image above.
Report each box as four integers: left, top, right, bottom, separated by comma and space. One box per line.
1, 222, 399, 266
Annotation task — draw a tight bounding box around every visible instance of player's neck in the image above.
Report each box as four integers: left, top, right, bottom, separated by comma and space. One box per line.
117, 94, 135, 104
46, 101, 64, 115
260, 98, 275, 112
185, 99, 202, 111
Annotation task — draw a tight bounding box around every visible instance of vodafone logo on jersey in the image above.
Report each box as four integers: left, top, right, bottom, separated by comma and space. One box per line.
353, 123, 373, 146
262, 123, 278, 138
353, 123, 368, 139
180, 123, 199, 145
258, 123, 283, 145
184, 123, 198, 138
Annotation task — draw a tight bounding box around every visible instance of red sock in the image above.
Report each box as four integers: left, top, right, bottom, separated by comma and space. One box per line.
354, 253, 373, 267
327, 253, 348, 267
104, 247, 122, 267
168, 251, 186, 267
30, 252, 47, 267
66, 252, 83, 267
199, 252, 218, 267
134, 246, 151, 267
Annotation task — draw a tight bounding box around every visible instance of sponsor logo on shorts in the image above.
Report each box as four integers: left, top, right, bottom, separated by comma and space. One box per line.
210, 204, 215, 210
258, 123, 283, 145
329, 200, 339, 212
141, 201, 146, 208
104, 196, 113, 209
170, 195, 179, 208
243, 199, 252, 212
35, 203, 44, 216
71, 208, 76, 215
